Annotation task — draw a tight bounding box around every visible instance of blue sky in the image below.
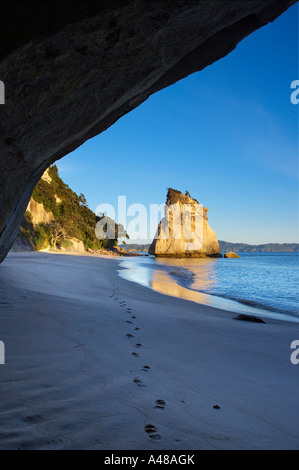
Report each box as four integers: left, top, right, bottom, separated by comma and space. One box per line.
57, 4, 298, 244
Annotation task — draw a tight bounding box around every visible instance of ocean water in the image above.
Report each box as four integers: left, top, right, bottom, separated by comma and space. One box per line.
118, 253, 299, 322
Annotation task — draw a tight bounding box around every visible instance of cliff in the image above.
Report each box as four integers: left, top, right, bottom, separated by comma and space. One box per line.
149, 188, 221, 258
27, 196, 55, 227
11, 166, 122, 254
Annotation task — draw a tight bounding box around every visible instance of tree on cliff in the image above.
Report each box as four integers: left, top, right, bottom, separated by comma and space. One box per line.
50, 221, 66, 249
24, 165, 128, 252
79, 193, 88, 207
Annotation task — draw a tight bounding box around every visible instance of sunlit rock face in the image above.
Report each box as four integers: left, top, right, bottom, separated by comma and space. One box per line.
0, 0, 295, 262
149, 189, 221, 258
224, 252, 240, 258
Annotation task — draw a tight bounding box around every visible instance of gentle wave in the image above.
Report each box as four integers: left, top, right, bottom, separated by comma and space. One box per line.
118, 253, 299, 321
157, 253, 299, 318
164, 266, 195, 281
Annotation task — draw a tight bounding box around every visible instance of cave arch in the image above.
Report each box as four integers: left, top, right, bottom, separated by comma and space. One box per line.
0, 0, 296, 262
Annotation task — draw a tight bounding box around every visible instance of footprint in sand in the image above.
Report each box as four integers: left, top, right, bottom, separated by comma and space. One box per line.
24, 414, 44, 423
144, 424, 161, 440
133, 377, 145, 387
154, 399, 166, 410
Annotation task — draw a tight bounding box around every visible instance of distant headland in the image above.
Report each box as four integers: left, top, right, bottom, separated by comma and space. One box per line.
122, 241, 299, 254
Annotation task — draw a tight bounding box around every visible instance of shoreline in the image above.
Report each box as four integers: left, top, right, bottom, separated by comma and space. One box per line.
0, 252, 298, 449
45, 250, 299, 324
117, 255, 298, 324
17, 250, 296, 323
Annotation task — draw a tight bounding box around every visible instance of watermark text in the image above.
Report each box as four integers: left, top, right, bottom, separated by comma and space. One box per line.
290, 340, 299, 365
0, 340, 5, 364
95, 196, 204, 250
0, 80, 4, 104
290, 80, 299, 104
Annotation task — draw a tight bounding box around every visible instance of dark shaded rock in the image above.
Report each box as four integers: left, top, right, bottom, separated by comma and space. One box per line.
0, 1, 296, 262
234, 314, 266, 324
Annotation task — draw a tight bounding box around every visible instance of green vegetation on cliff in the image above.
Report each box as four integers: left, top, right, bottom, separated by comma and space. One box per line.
20, 165, 126, 251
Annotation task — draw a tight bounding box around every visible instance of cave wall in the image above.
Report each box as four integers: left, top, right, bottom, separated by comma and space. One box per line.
0, 0, 296, 262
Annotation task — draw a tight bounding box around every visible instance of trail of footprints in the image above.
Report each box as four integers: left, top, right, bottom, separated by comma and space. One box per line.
111, 281, 164, 441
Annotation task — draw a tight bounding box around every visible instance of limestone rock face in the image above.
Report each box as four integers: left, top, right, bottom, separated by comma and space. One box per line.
61, 238, 85, 254
0, 1, 295, 262
149, 189, 221, 258
26, 199, 55, 226
224, 252, 240, 258
25, 169, 55, 225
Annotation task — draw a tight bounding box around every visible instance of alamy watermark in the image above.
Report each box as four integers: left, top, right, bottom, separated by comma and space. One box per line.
290, 80, 299, 104
290, 340, 299, 365
0, 80, 4, 104
95, 196, 204, 250
289, 81, 299, 364
0, 340, 4, 364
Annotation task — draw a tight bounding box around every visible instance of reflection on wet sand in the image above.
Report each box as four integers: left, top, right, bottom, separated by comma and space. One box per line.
150, 258, 289, 319
150, 268, 225, 310
154, 257, 219, 293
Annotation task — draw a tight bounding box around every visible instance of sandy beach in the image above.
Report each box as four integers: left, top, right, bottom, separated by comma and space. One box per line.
0, 252, 298, 450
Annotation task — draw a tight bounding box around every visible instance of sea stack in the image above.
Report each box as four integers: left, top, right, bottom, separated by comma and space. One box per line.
149, 188, 221, 258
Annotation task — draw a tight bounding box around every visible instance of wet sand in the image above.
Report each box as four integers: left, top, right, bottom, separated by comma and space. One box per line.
0, 252, 298, 449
